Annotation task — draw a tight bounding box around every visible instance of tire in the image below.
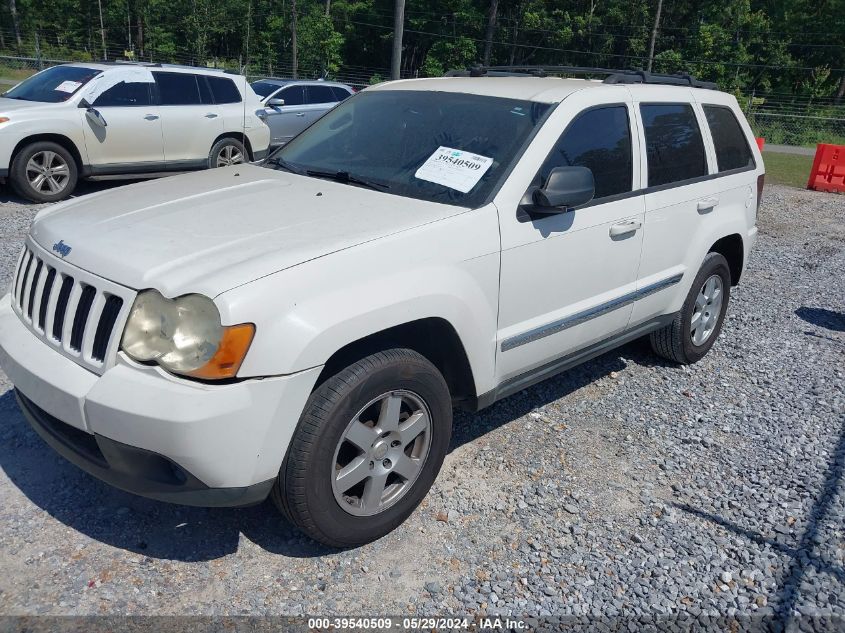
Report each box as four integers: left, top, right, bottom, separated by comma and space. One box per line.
208, 137, 248, 168
10, 141, 78, 203
650, 252, 732, 364
272, 348, 452, 547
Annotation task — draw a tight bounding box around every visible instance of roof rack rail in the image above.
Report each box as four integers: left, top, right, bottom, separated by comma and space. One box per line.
445, 65, 718, 90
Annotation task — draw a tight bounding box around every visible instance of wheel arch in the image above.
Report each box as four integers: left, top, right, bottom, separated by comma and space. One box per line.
212, 132, 253, 161
314, 317, 478, 409
11, 134, 85, 174
708, 233, 744, 286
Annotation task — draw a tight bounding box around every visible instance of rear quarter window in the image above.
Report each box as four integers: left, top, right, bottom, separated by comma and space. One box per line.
208, 76, 242, 104
704, 105, 755, 172
640, 103, 708, 187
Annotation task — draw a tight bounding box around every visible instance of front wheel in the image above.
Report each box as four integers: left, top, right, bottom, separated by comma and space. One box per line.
650, 252, 732, 364
9, 141, 78, 202
272, 349, 452, 547
208, 137, 248, 168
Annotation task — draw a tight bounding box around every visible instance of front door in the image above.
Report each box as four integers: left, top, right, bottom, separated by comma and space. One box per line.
495, 90, 645, 383
263, 85, 310, 146
80, 75, 164, 171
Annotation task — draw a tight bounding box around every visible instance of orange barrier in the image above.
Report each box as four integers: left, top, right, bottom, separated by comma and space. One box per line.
807, 144, 845, 194
756, 137, 765, 151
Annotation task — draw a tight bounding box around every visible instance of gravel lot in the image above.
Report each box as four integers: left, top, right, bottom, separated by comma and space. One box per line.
0, 181, 842, 623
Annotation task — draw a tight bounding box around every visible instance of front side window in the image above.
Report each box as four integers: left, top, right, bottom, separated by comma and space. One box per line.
704, 105, 755, 172
641, 103, 708, 187
537, 105, 633, 200
279, 85, 306, 106
153, 72, 201, 106
307, 85, 338, 104
4, 65, 101, 103
268, 90, 552, 207
208, 76, 241, 104
92, 80, 152, 107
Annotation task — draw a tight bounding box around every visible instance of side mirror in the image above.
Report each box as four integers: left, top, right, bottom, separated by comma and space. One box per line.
85, 107, 107, 127
267, 97, 285, 107
532, 166, 595, 212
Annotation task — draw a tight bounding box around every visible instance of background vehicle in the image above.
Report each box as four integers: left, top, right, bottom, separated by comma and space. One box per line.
0, 62, 270, 202
0, 68, 763, 548
251, 78, 354, 147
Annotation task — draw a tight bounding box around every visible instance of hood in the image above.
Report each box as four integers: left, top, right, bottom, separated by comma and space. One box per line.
0, 97, 67, 114
31, 164, 465, 297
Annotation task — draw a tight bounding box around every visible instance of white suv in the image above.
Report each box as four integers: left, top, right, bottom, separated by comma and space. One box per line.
0, 62, 270, 202
0, 69, 763, 547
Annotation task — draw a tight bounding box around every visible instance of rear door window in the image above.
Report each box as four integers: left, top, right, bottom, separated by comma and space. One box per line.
704, 105, 755, 172
153, 72, 201, 105
208, 76, 242, 104
307, 85, 338, 104
640, 103, 708, 187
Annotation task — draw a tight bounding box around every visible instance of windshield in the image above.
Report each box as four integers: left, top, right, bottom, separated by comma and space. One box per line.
252, 81, 285, 98
4, 65, 101, 103
266, 90, 552, 207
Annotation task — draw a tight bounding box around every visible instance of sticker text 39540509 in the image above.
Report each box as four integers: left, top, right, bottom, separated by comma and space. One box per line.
414, 146, 494, 194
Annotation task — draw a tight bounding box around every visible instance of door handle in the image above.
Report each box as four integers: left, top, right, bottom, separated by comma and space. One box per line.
609, 219, 642, 237
697, 197, 719, 211
295, 112, 306, 117
204, 113, 218, 118
143, 114, 159, 121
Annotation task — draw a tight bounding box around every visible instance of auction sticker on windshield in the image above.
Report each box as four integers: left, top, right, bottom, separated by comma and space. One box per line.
55, 80, 83, 93
415, 146, 493, 193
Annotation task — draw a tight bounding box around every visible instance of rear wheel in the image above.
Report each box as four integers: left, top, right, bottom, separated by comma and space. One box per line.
10, 141, 78, 202
650, 252, 732, 364
272, 348, 452, 547
208, 137, 247, 168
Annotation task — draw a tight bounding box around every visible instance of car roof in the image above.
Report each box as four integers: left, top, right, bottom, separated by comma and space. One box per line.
365, 76, 730, 104
63, 61, 237, 76
252, 78, 352, 89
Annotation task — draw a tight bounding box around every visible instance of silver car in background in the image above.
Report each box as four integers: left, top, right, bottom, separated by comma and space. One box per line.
252, 79, 354, 147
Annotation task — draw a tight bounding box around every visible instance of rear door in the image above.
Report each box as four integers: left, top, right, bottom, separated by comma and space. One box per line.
305, 84, 342, 122
81, 73, 164, 170
628, 89, 717, 325
207, 74, 245, 136
154, 71, 223, 166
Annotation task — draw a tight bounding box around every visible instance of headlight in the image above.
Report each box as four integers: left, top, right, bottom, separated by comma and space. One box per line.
121, 289, 254, 380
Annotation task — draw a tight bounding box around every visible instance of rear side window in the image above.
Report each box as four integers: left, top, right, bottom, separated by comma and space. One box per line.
92, 80, 152, 107
640, 103, 708, 187
704, 105, 755, 172
279, 85, 305, 106
154, 72, 201, 105
208, 76, 242, 104
307, 85, 338, 104
537, 105, 633, 200
331, 86, 352, 101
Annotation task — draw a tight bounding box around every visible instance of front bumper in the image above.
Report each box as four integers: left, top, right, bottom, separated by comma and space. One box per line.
0, 293, 321, 506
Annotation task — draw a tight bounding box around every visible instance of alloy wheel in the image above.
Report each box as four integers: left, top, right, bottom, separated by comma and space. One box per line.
216, 145, 245, 167
26, 151, 70, 195
691, 274, 724, 346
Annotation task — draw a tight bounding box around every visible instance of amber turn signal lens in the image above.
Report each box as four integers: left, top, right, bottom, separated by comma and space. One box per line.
187, 323, 255, 380
0, 118, 9, 124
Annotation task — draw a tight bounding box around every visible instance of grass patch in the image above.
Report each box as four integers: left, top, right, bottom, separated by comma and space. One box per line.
762, 151, 814, 189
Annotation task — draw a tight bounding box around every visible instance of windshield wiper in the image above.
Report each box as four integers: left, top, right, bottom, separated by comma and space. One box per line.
264, 156, 303, 174
305, 169, 390, 191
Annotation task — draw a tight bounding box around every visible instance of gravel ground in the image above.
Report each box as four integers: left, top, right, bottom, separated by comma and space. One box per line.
0, 182, 842, 624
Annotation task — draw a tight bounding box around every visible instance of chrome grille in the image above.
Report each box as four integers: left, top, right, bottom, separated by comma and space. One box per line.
10, 240, 136, 373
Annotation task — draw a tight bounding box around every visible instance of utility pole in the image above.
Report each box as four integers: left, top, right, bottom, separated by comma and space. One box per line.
647, 0, 663, 73
35, 31, 42, 70
98, 0, 107, 60
391, 0, 405, 80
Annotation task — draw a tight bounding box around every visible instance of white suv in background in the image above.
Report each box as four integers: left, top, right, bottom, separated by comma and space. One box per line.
0, 68, 763, 547
0, 62, 270, 202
